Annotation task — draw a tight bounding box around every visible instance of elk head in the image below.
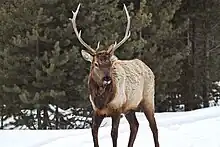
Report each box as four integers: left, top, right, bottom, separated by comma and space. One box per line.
69, 3, 131, 86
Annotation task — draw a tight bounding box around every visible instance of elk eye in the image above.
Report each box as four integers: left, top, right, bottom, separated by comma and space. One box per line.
94, 62, 99, 67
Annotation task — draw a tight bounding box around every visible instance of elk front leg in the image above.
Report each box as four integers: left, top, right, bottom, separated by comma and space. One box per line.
111, 114, 121, 147
91, 113, 104, 147
125, 111, 139, 147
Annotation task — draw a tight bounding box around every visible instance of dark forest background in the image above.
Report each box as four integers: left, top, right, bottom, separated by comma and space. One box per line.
0, 0, 220, 130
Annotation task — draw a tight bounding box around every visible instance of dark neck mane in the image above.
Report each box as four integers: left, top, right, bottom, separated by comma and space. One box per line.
88, 76, 116, 109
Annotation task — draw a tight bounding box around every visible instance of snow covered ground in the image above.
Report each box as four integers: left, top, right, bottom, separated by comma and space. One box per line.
1, 106, 220, 147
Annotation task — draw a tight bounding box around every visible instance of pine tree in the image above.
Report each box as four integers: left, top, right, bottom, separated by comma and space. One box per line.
0, 0, 90, 129
177, 0, 220, 110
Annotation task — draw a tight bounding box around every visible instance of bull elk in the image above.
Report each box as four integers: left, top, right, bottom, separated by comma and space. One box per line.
69, 3, 160, 147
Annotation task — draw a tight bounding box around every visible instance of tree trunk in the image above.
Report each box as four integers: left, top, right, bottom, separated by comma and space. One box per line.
55, 104, 59, 129
202, 35, 210, 108
190, 16, 196, 110
0, 106, 3, 129
184, 16, 196, 111
37, 107, 41, 129
42, 105, 49, 129
202, 0, 210, 108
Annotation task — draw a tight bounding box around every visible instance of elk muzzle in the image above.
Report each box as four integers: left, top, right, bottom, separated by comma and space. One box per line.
102, 76, 112, 86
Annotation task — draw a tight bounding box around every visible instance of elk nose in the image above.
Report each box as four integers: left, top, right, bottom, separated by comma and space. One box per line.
102, 76, 111, 85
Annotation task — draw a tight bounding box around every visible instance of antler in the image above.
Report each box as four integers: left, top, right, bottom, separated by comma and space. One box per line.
111, 4, 131, 52
69, 4, 99, 55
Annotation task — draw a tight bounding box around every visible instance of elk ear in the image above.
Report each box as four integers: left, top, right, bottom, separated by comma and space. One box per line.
81, 50, 93, 62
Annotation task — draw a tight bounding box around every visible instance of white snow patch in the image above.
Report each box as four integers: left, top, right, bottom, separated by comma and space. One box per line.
0, 106, 220, 147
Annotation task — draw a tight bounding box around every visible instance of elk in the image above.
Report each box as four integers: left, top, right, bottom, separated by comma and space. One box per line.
69, 3, 160, 147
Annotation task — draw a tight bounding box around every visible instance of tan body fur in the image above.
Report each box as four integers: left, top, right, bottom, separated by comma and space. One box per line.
90, 59, 155, 116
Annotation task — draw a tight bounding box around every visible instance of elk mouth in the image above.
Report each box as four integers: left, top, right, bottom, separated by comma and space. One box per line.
103, 80, 111, 85
102, 76, 112, 86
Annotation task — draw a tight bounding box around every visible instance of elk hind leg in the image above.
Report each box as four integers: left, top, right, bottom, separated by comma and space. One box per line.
140, 97, 160, 147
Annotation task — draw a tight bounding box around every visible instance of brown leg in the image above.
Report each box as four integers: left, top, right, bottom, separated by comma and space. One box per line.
111, 114, 121, 147
125, 111, 139, 147
91, 113, 104, 147
141, 104, 160, 147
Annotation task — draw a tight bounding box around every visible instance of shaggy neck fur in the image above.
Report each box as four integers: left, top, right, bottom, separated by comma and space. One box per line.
88, 74, 116, 109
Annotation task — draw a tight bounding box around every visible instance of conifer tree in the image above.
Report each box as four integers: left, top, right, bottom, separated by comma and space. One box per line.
177, 0, 220, 110
0, 0, 90, 129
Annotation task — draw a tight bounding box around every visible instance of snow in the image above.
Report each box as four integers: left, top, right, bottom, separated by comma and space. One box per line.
1, 106, 220, 147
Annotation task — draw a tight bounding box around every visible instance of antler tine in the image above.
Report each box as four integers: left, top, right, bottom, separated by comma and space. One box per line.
96, 41, 100, 50
112, 4, 131, 51
69, 4, 96, 54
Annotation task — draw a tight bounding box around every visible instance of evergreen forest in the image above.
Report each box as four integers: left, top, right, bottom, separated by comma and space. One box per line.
0, 0, 220, 129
